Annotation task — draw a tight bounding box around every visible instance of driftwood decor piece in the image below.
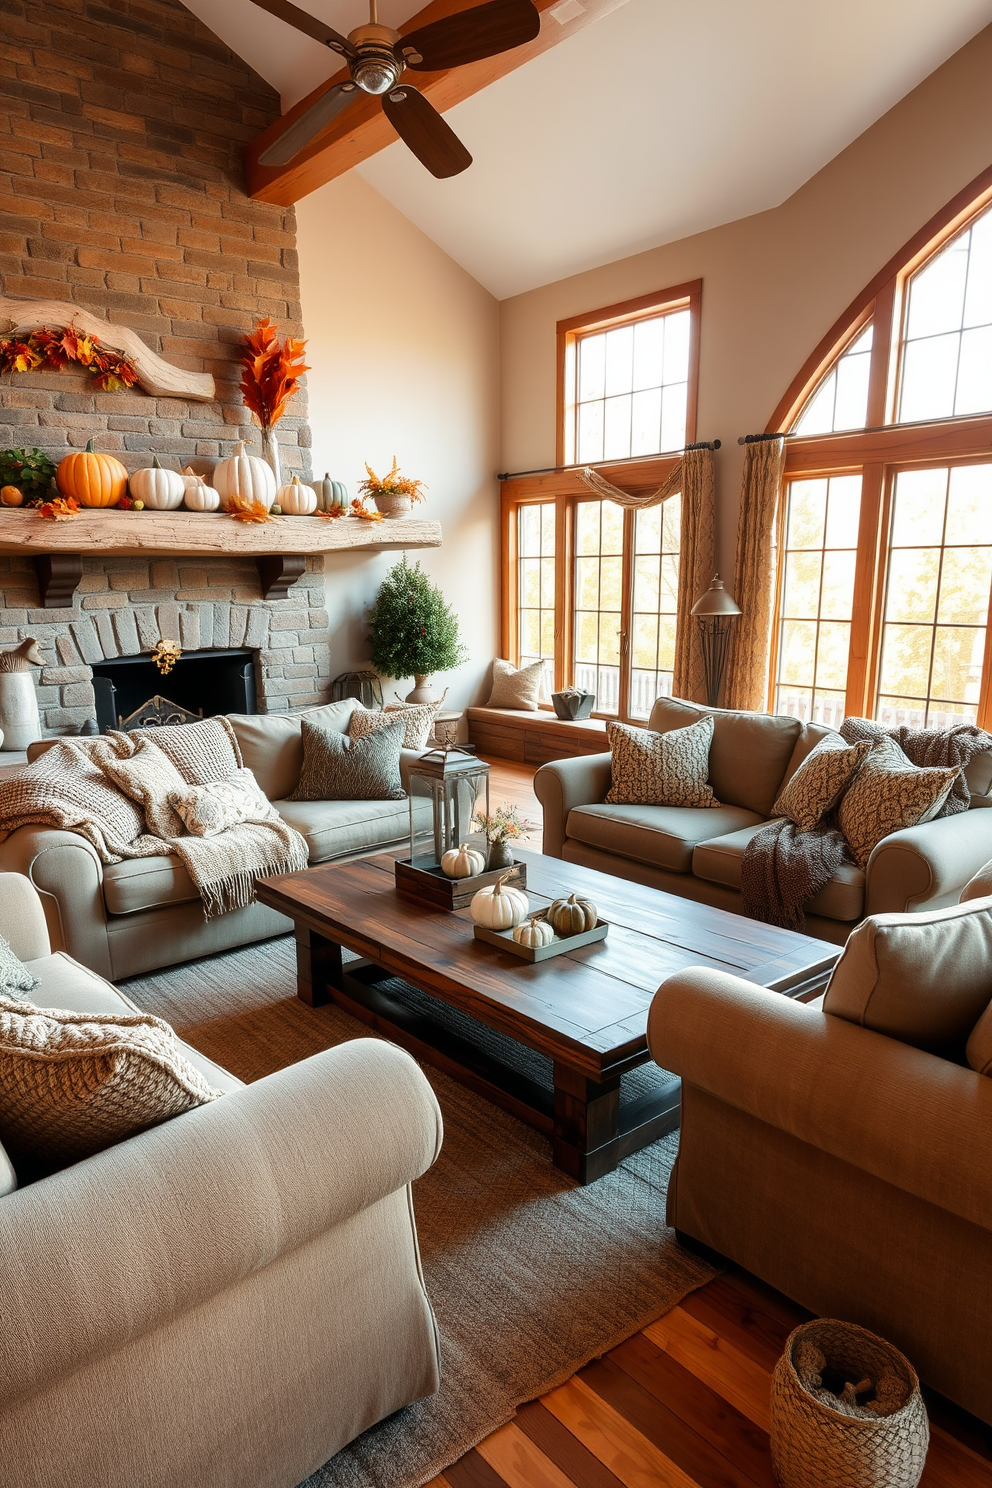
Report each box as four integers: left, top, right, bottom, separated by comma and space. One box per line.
0, 296, 215, 402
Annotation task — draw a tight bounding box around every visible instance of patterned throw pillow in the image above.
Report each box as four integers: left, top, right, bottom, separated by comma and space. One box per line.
350, 701, 440, 751
485, 658, 545, 711
0, 998, 221, 1175
290, 717, 406, 803
170, 770, 273, 838
772, 735, 871, 831
838, 735, 961, 867
0, 936, 38, 1003
605, 716, 719, 807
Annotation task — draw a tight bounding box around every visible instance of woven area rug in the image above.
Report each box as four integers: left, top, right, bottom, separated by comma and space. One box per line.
123, 935, 715, 1488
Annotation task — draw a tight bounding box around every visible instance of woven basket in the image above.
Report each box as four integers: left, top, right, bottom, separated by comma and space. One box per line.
770, 1320, 929, 1488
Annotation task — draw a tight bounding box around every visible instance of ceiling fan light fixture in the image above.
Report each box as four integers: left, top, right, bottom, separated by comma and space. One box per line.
351, 54, 400, 93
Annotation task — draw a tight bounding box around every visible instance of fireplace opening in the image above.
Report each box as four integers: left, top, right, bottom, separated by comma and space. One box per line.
92, 649, 257, 732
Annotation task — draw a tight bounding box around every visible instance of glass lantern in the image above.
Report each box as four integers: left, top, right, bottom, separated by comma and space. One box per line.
407, 746, 490, 871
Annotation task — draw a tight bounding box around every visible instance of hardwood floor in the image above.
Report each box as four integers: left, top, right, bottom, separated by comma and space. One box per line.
443, 755, 992, 1488
428, 1270, 992, 1488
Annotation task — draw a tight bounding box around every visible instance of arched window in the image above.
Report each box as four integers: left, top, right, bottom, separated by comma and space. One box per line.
770, 169, 992, 730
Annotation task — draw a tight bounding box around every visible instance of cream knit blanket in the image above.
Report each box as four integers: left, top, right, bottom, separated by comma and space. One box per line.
0, 717, 309, 919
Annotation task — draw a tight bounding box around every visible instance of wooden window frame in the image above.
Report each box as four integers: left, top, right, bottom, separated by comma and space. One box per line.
767, 164, 992, 730
500, 283, 701, 722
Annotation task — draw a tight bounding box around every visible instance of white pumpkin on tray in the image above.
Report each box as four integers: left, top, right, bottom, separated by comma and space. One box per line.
470, 873, 529, 930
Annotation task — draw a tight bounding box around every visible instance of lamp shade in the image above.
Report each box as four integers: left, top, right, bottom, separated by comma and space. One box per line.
691, 575, 741, 618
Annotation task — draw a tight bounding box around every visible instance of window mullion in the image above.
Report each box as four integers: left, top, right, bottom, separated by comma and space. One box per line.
619, 507, 635, 721
844, 463, 884, 718
555, 495, 572, 693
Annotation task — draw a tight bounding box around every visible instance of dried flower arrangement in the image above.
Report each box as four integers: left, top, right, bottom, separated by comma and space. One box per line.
0, 327, 138, 393
239, 318, 309, 433
358, 457, 427, 504
472, 804, 534, 844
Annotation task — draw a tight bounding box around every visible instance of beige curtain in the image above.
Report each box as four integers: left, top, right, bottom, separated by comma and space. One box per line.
579, 447, 715, 704
723, 436, 786, 711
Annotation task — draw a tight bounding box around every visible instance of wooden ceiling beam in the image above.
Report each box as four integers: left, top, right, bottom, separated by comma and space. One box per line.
246, 0, 630, 206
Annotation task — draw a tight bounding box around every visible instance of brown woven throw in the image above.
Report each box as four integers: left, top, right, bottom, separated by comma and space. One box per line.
840, 717, 992, 815
0, 718, 308, 918
741, 818, 852, 932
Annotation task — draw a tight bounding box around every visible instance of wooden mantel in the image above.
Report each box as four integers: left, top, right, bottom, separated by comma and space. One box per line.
0, 511, 442, 605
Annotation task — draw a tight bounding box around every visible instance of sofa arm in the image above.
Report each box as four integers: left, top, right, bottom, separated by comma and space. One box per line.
864, 809, 992, 916
534, 752, 612, 856
0, 826, 111, 978
648, 968, 992, 1232
0, 1038, 442, 1409
0, 872, 51, 960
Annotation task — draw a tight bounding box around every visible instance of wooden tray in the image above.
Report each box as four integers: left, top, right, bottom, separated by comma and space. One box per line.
395, 857, 526, 910
473, 918, 609, 962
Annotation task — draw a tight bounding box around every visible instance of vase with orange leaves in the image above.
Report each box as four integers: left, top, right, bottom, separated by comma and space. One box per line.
239, 318, 309, 486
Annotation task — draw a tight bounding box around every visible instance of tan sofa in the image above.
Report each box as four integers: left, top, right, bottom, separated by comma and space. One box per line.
0, 874, 442, 1488
648, 903, 992, 1424
0, 698, 430, 980
534, 696, 992, 944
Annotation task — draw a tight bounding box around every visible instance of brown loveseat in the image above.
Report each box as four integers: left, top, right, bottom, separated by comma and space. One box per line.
534, 696, 992, 944
0, 699, 430, 980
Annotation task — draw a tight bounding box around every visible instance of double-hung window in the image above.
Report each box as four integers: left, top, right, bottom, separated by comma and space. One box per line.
502, 283, 700, 721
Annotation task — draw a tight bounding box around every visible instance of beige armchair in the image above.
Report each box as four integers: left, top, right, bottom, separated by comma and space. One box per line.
648, 949, 992, 1424
0, 874, 443, 1488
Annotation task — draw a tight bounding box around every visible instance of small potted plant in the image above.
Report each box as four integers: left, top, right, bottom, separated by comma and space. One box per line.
472, 804, 533, 872
368, 555, 467, 704
359, 457, 427, 519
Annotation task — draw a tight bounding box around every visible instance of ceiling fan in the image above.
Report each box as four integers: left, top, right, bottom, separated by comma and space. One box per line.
251, 0, 541, 177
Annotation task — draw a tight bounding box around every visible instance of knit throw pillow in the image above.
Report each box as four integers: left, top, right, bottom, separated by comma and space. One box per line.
0, 936, 38, 1003
838, 735, 961, 867
0, 998, 221, 1176
605, 716, 719, 807
772, 735, 871, 831
170, 770, 272, 838
290, 717, 405, 803
350, 701, 440, 751
485, 658, 544, 711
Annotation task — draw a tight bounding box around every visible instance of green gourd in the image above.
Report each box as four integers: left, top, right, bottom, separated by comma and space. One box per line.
318, 473, 349, 512
548, 893, 598, 936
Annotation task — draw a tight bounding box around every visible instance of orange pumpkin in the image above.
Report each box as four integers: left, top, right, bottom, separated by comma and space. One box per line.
0, 486, 23, 507
56, 438, 128, 508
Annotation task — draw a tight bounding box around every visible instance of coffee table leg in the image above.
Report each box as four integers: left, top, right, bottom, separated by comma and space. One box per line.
295, 925, 342, 1008
552, 1062, 621, 1184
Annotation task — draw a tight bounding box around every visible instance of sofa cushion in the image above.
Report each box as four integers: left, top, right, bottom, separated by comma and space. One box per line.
823, 897, 992, 1056
692, 822, 865, 922
566, 802, 763, 874
838, 736, 960, 867
771, 734, 871, 831
605, 716, 718, 808
352, 700, 440, 751
103, 855, 199, 916
290, 717, 405, 803
23, 952, 242, 1095
275, 796, 428, 864
228, 700, 359, 801
647, 696, 801, 816
486, 657, 544, 710
778, 722, 844, 790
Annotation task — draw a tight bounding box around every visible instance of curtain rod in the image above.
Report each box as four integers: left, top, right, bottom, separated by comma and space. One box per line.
738, 408, 992, 445
497, 439, 721, 482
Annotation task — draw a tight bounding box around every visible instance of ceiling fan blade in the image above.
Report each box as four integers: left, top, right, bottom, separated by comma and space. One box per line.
258, 81, 361, 168
396, 0, 540, 71
248, 0, 355, 57
382, 87, 472, 178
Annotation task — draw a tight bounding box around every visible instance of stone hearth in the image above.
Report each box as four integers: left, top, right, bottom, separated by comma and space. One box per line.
0, 553, 331, 736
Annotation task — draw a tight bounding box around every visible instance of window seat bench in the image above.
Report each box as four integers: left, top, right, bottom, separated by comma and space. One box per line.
466, 707, 609, 764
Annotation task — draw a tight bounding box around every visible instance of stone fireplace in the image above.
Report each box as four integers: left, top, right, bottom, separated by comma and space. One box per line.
0, 552, 332, 737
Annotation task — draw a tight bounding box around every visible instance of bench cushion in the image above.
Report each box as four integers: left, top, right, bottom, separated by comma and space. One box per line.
566, 803, 763, 874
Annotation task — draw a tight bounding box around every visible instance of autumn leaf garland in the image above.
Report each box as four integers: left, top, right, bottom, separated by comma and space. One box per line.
0, 326, 139, 393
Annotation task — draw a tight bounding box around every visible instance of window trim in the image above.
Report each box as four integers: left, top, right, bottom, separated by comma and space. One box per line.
555, 281, 701, 468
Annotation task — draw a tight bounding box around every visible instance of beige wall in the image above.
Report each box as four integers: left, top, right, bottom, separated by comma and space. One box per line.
296, 174, 499, 710
500, 23, 992, 580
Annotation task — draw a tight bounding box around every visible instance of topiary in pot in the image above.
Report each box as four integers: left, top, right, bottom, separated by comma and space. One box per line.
0, 448, 57, 506
367, 555, 467, 704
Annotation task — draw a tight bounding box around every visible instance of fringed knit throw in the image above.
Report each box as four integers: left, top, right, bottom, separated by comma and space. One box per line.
741, 818, 852, 933
0, 717, 309, 919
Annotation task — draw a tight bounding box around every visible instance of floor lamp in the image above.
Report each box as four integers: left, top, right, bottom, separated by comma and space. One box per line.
691, 576, 741, 707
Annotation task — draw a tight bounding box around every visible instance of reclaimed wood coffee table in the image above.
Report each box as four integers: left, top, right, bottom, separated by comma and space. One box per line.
257, 849, 839, 1184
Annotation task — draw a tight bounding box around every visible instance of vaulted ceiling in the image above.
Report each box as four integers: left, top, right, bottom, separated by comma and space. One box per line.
185, 0, 991, 297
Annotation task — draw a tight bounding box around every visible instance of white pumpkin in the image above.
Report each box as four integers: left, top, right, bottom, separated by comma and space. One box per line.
276, 475, 317, 515
213, 440, 276, 511
182, 475, 221, 512
129, 456, 185, 510
441, 844, 486, 880
470, 873, 529, 930
180, 465, 203, 493
513, 917, 555, 949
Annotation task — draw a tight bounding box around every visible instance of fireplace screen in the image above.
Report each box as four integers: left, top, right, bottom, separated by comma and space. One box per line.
92, 648, 257, 733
